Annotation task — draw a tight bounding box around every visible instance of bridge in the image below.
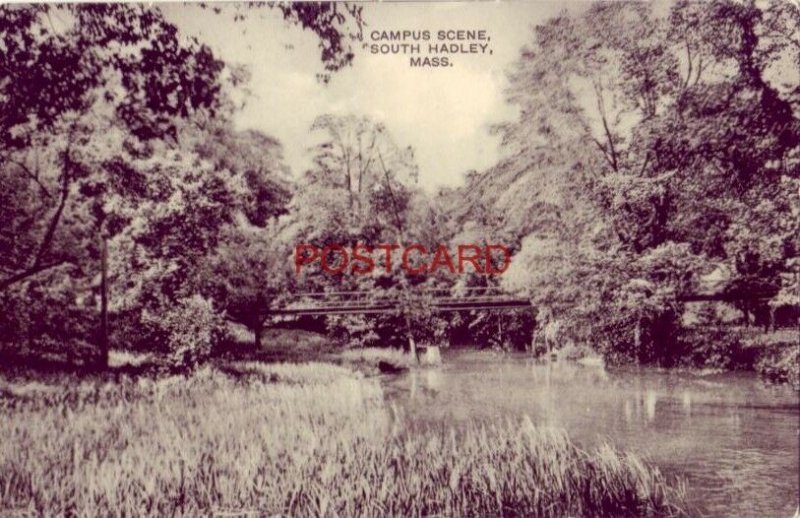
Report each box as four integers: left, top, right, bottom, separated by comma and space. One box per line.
270, 287, 532, 316
268, 283, 780, 317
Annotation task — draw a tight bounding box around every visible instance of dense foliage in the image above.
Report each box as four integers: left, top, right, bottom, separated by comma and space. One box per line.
0, 4, 364, 366
1, 1, 797, 371
490, 0, 800, 365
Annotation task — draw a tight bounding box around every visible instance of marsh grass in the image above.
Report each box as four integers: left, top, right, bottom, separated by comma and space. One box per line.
0, 362, 686, 516
220, 360, 361, 384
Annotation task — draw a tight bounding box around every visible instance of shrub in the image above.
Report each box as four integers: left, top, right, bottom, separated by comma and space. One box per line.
143, 295, 227, 371
557, 342, 596, 361
0, 282, 97, 364
756, 344, 800, 388
673, 304, 756, 369
110, 309, 159, 353
677, 326, 748, 369
325, 314, 379, 348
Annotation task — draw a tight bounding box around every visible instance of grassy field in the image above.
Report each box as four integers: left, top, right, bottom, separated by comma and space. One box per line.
0, 361, 687, 516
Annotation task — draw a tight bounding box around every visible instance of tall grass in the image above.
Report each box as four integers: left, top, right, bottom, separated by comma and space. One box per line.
0, 363, 686, 516
220, 360, 361, 384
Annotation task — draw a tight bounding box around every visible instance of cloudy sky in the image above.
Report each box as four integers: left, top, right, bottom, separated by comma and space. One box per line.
162, 2, 581, 190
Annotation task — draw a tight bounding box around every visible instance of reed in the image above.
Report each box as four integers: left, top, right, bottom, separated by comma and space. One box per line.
0, 363, 686, 517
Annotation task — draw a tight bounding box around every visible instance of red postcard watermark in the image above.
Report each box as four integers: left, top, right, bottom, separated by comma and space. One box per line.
295, 244, 511, 275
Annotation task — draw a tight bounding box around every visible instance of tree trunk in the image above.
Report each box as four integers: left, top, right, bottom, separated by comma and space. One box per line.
99, 235, 109, 368
498, 316, 504, 350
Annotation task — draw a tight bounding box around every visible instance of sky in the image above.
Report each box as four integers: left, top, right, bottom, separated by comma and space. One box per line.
162, 2, 575, 191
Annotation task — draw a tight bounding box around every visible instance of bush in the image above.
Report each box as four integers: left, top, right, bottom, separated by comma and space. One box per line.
676, 326, 749, 369
672, 304, 756, 370
143, 295, 227, 371
756, 344, 800, 388
110, 309, 159, 353
0, 282, 97, 364
595, 311, 683, 366
557, 342, 596, 361
325, 314, 379, 348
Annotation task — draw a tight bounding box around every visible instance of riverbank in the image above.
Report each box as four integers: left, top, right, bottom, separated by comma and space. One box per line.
748, 331, 800, 388
0, 361, 687, 516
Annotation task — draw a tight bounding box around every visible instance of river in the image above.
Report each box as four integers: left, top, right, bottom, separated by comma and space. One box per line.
380, 350, 799, 517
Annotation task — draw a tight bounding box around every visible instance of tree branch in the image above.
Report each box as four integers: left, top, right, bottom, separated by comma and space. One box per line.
594, 81, 619, 172
592, 137, 617, 172
31, 130, 73, 271
6, 158, 52, 198
0, 260, 71, 291
682, 42, 693, 91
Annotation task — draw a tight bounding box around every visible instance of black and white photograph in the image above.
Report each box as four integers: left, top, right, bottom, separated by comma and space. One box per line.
0, 1, 798, 516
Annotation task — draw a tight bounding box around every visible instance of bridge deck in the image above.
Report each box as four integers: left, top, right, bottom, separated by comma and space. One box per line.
268, 286, 776, 316
271, 297, 532, 316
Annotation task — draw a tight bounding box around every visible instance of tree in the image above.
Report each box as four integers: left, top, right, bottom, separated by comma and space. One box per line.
290, 115, 433, 350
0, 4, 366, 366
1, 5, 223, 292
200, 221, 294, 349
492, 0, 799, 363
194, 127, 292, 226
305, 114, 417, 225
205, 3, 365, 83
1, 4, 232, 366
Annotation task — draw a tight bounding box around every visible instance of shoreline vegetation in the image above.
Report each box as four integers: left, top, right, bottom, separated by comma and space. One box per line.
1, 329, 793, 516
3, 323, 795, 387
0, 360, 687, 517
236, 326, 800, 388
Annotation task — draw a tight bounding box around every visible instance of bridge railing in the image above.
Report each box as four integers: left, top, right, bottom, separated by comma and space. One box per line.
270, 287, 532, 316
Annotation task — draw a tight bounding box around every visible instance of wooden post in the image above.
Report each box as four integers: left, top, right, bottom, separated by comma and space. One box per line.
99, 234, 109, 368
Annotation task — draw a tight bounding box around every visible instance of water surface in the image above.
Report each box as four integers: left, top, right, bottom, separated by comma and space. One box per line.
381, 350, 799, 517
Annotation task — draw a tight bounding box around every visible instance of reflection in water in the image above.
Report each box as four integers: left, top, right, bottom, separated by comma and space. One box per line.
645, 389, 657, 422
381, 351, 800, 517
619, 387, 659, 424
682, 391, 692, 416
